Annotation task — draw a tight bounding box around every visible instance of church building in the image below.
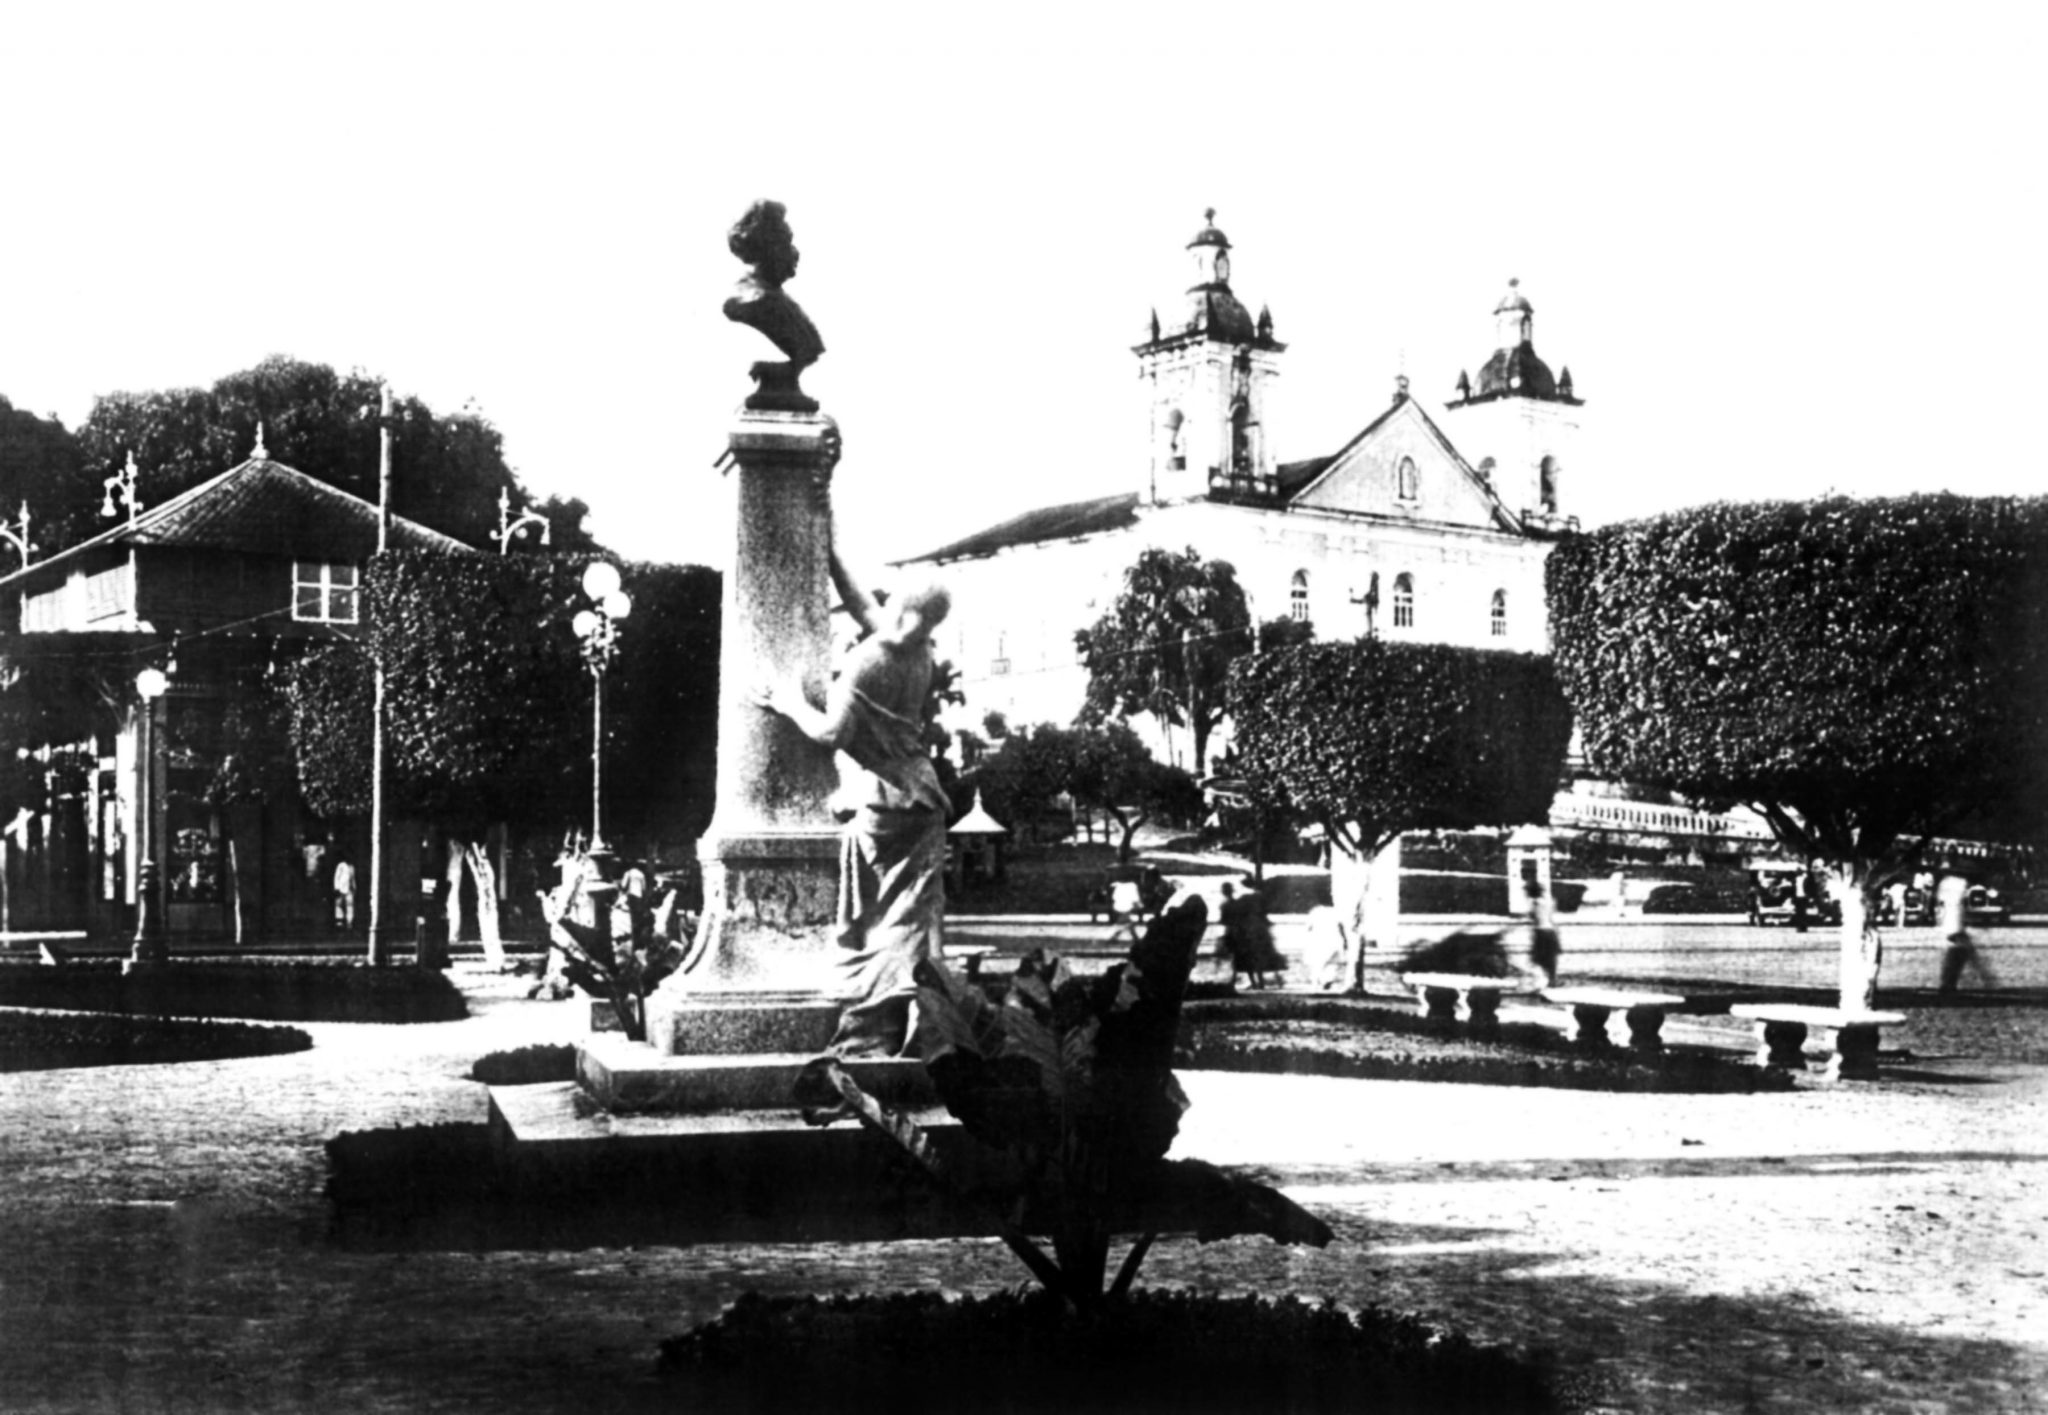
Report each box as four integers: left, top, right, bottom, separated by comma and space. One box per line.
900, 211, 1583, 760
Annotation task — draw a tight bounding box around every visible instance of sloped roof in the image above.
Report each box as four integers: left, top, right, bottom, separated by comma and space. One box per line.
900, 492, 1142, 565
1287, 395, 1525, 534
0, 456, 470, 591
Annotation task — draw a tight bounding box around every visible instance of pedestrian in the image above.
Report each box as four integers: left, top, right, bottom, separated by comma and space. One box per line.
1526, 878, 1561, 987
1305, 903, 1350, 990
619, 857, 653, 943
1937, 871, 1997, 993
1220, 880, 1286, 989
331, 852, 356, 932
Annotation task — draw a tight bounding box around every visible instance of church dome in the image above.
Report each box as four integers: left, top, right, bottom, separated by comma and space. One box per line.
1188, 208, 1231, 250
1186, 288, 1258, 342
1475, 343, 1559, 399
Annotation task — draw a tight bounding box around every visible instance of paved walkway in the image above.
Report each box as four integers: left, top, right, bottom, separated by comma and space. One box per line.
0, 966, 2043, 1413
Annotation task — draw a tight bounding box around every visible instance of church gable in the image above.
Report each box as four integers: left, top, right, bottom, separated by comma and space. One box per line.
1289, 396, 1510, 531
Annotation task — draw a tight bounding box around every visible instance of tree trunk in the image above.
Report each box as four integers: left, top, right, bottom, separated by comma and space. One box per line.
1834, 863, 1881, 1011
465, 840, 506, 970
443, 844, 466, 944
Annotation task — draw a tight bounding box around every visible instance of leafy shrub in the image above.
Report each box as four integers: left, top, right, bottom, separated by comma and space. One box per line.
0, 1009, 311, 1071
0, 961, 467, 1023
1400, 929, 1515, 977
795, 898, 1332, 1309
658, 1288, 1560, 1414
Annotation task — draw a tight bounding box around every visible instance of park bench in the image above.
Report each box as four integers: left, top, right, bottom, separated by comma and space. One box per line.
1728, 1003, 1908, 1081
1541, 986, 1687, 1055
1399, 972, 1535, 1038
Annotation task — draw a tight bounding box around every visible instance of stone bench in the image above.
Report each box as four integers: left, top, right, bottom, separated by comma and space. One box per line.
1541, 986, 1687, 1054
1728, 1003, 1908, 1081
1400, 972, 1530, 1038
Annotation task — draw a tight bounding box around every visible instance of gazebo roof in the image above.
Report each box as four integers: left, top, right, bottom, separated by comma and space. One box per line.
949, 790, 1008, 836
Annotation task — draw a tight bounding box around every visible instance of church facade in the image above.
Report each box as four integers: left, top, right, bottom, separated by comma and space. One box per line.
901, 212, 1584, 761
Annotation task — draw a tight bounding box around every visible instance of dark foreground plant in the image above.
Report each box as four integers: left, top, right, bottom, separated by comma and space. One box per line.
538, 877, 683, 1042
658, 1288, 1561, 1414
0, 1010, 311, 1071
794, 897, 1333, 1311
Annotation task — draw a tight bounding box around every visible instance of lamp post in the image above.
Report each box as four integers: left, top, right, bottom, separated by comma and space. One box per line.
0, 503, 35, 569
494, 488, 551, 554
126, 666, 170, 970
571, 562, 632, 854
102, 452, 142, 523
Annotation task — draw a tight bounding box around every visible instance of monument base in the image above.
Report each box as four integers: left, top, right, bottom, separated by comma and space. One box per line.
577, 1032, 932, 1112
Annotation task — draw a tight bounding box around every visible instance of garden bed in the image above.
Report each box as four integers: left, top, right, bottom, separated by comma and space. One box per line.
469, 1043, 578, 1085
1179, 996, 1794, 1093
657, 1288, 1564, 1414
0, 1008, 311, 1071
0, 960, 467, 1024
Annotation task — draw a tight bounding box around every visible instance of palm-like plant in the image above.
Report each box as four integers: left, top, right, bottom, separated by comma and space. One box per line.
795, 897, 1331, 1310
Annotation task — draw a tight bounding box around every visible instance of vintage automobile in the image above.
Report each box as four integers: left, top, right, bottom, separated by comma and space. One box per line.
1746, 862, 1840, 928
1965, 881, 2012, 927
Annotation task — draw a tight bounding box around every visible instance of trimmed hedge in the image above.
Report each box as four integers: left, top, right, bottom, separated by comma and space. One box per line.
469, 1043, 576, 1085
0, 1009, 311, 1071
1179, 997, 1794, 1094
658, 1288, 1560, 1415
0, 961, 467, 1024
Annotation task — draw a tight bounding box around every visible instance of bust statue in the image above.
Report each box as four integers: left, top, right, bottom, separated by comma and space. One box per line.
723, 200, 825, 413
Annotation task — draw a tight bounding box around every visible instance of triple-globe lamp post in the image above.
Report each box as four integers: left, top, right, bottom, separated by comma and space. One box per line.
572, 563, 631, 855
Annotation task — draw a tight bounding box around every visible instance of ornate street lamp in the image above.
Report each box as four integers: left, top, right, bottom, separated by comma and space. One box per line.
126, 665, 170, 970
102, 452, 143, 523
494, 488, 551, 554
572, 562, 632, 853
0, 503, 35, 569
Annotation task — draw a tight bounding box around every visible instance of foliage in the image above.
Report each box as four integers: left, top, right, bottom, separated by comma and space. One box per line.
0, 394, 88, 553
1075, 546, 1254, 774
957, 723, 1080, 842
282, 641, 375, 818
794, 898, 1332, 1310
68, 356, 525, 552
583, 561, 721, 846
0, 1009, 312, 1072
1546, 494, 2048, 1004
468, 1044, 577, 1086
1065, 720, 1203, 863
366, 550, 587, 832
1178, 1005, 1797, 1095
539, 875, 685, 1043
199, 665, 298, 808
1227, 639, 1573, 859
658, 1288, 1561, 1414
0, 960, 466, 1023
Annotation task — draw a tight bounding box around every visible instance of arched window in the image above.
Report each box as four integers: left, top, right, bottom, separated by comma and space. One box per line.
1396, 456, 1419, 501
1539, 455, 1560, 513
1289, 570, 1309, 622
1164, 408, 1186, 471
1392, 573, 1415, 629
1490, 589, 1508, 638
1231, 402, 1253, 479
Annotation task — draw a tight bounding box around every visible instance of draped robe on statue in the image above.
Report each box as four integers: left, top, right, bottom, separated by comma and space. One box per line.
825, 635, 948, 1056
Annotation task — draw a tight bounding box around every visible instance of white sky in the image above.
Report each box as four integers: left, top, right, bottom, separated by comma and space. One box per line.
1, 2, 2043, 578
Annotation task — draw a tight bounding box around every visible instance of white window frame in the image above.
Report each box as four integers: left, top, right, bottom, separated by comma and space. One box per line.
1289, 570, 1309, 622
1490, 589, 1508, 638
293, 561, 360, 624
1393, 573, 1415, 629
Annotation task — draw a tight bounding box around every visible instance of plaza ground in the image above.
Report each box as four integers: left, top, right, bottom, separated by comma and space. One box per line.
0, 923, 2043, 1413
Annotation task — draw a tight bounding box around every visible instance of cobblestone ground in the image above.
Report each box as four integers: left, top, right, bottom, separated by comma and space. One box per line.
0, 965, 2043, 1414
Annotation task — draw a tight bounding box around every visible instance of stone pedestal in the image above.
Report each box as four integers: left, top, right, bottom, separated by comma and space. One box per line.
647, 409, 846, 1056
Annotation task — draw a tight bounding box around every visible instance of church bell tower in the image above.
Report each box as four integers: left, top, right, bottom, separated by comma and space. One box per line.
1134, 210, 1286, 504
1441, 278, 1583, 528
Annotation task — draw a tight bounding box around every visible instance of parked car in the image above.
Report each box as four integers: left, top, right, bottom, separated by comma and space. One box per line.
1965, 882, 2011, 927
1745, 862, 1839, 928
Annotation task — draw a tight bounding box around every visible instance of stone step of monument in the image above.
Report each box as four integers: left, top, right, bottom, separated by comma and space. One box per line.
575, 1031, 936, 1113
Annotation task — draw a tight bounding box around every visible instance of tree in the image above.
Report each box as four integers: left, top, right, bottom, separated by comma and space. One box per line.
284, 551, 727, 953
600, 562, 722, 849
1547, 496, 2048, 1009
958, 724, 1080, 845
1065, 720, 1202, 864
1227, 640, 1573, 982
0, 395, 89, 557
1076, 547, 1253, 776
69, 357, 524, 552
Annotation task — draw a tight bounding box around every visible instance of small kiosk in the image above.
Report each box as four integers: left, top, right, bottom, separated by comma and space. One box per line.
948, 791, 1008, 891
